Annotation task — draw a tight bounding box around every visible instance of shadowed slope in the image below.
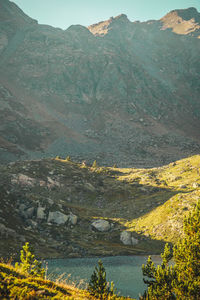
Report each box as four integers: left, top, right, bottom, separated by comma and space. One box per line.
0, 1, 200, 167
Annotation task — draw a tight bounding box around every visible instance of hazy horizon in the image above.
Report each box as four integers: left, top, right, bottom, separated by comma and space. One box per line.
11, 0, 200, 30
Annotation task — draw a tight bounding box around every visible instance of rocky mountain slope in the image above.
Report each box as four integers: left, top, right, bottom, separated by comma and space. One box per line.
0, 0, 200, 167
0, 154, 199, 259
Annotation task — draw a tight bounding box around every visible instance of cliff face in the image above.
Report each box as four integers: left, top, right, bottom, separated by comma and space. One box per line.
0, 0, 200, 167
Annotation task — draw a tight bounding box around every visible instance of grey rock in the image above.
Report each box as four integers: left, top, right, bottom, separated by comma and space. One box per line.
91, 219, 110, 232
120, 231, 139, 246
29, 220, 38, 228
69, 213, 78, 225
180, 185, 187, 189
25, 207, 35, 218
47, 198, 54, 205
131, 237, 139, 245
120, 231, 132, 245
47, 211, 69, 225
193, 182, 199, 188
37, 206, 46, 219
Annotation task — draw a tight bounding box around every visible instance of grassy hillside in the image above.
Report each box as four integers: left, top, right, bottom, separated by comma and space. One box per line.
0, 262, 91, 299
0, 261, 133, 299
122, 155, 200, 241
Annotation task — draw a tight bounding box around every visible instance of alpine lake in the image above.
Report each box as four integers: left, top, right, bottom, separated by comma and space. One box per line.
47, 255, 161, 299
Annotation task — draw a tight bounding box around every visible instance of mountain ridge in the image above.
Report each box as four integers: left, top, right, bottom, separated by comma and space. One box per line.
0, 1, 200, 167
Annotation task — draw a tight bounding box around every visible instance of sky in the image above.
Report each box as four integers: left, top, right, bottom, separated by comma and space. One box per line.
12, 0, 200, 30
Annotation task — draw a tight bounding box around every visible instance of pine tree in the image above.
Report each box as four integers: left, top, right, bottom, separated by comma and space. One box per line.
15, 242, 45, 278
142, 243, 175, 299
142, 201, 200, 299
92, 160, 98, 168
172, 202, 200, 299
88, 260, 110, 299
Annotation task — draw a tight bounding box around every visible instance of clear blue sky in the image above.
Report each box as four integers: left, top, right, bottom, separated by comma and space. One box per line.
12, 0, 200, 29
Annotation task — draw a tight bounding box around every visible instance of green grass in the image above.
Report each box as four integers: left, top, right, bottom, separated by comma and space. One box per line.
55, 154, 200, 246
123, 155, 200, 242
0, 262, 134, 299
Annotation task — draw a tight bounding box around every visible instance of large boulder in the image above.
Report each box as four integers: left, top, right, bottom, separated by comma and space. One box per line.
120, 231, 139, 246
131, 237, 139, 246
193, 182, 199, 188
69, 213, 78, 225
24, 207, 35, 219
47, 211, 69, 225
91, 219, 110, 232
120, 231, 132, 245
37, 206, 46, 219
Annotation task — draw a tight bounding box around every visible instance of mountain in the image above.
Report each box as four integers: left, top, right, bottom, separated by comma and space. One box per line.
0, 1, 200, 167
0, 154, 199, 259
161, 7, 200, 36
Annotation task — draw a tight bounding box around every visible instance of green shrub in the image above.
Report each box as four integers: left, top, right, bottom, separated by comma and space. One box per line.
15, 242, 45, 278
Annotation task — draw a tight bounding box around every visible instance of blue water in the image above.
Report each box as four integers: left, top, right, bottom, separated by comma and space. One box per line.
47, 255, 161, 299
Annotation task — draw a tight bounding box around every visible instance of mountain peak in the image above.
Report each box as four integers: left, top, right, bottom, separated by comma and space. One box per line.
171, 7, 199, 21
112, 14, 129, 22
88, 14, 130, 36
161, 7, 200, 36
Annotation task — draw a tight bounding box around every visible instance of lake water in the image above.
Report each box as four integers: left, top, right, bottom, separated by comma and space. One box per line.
47, 255, 161, 299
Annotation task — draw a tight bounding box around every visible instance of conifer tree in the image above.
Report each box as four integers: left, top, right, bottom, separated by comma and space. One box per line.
172, 201, 200, 299
15, 242, 45, 278
92, 160, 98, 168
142, 201, 200, 300
88, 260, 110, 299
142, 243, 175, 299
